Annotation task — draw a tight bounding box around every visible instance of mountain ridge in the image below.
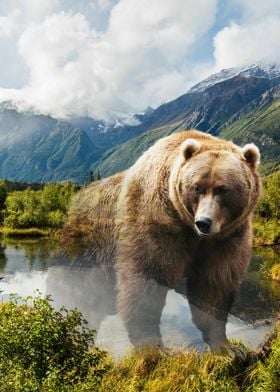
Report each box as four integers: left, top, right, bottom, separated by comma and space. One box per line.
91, 65, 280, 177
0, 109, 103, 184
0, 64, 280, 183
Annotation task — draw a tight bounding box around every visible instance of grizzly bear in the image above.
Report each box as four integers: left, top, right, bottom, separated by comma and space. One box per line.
64, 130, 261, 354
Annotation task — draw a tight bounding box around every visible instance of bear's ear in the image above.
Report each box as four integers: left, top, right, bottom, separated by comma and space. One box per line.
181, 138, 201, 160
241, 143, 260, 169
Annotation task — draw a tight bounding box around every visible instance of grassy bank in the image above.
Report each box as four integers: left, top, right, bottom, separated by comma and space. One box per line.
0, 227, 52, 237
0, 294, 279, 391
99, 334, 280, 392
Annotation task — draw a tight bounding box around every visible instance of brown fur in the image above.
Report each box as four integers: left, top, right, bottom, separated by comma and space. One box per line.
63, 130, 261, 351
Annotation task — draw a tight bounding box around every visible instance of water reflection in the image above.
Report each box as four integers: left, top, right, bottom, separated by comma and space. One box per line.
0, 237, 279, 356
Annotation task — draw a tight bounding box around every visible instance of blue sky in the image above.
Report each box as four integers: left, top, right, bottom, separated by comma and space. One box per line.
0, 0, 279, 120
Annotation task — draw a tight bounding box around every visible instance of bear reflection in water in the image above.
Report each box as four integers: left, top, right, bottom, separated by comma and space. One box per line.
60, 130, 261, 357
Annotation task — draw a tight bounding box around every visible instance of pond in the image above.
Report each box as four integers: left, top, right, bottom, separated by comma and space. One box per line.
0, 237, 279, 357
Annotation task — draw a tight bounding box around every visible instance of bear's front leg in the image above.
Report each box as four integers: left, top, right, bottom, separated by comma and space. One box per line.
186, 235, 251, 357
116, 261, 168, 347
186, 278, 235, 351
116, 222, 187, 348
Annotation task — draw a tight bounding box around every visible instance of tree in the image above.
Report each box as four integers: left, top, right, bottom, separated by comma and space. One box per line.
88, 170, 94, 183
0, 180, 7, 222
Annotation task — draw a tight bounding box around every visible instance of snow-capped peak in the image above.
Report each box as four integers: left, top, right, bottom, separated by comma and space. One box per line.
189, 64, 280, 93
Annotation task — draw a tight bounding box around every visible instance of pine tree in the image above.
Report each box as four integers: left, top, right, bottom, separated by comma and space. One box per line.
88, 170, 94, 183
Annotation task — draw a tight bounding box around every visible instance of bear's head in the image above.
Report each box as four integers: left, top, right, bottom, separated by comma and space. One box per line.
169, 137, 261, 238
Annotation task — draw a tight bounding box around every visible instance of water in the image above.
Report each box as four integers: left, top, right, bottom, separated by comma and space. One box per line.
0, 237, 279, 357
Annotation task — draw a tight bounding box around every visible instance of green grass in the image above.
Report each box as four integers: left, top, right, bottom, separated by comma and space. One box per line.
1, 227, 52, 237
99, 328, 280, 392
99, 347, 244, 392
0, 294, 279, 391
243, 322, 280, 392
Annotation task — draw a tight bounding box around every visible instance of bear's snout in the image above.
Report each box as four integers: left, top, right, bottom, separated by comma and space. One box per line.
195, 217, 212, 235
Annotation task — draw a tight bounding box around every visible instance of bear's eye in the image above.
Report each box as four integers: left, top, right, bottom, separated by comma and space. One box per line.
215, 186, 229, 195
194, 184, 202, 194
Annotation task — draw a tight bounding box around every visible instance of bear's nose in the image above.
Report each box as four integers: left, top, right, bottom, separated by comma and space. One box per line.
195, 217, 212, 234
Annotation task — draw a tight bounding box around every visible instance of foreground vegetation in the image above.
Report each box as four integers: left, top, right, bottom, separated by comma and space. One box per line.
0, 294, 109, 391
253, 170, 280, 245
0, 294, 279, 391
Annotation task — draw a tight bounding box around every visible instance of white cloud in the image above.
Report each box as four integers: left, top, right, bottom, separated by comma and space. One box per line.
0, 0, 218, 119
231, 0, 280, 20
0, 9, 20, 38
95, 0, 116, 11
213, 1, 280, 71
12, 0, 59, 21
214, 17, 280, 70
2, 0, 280, 119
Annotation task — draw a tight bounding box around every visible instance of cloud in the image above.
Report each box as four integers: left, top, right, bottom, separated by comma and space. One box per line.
213, 1, 280, 71
0, 9, 20, 38
94, 0, 116, 11
12, 0, 59, 21
0, 0, 218, 119
2, 0, 280, 120
231, 0, 280, 20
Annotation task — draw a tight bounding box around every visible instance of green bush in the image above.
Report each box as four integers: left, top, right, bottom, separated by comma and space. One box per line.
253, 219, 280, 245
3, 182, 76, 229
0, 294, 109, 391
253, 170, 280, 245
257, 170, 280, 220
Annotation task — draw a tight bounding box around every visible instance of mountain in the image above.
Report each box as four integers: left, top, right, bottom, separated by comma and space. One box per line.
221, 101, 280, 174
92, 64, 280, 177
0, 107, 102, 184
68, 65, 280, 153
1, 64, 280, 183
67, 108, 155, 150
189, 64, 280, 93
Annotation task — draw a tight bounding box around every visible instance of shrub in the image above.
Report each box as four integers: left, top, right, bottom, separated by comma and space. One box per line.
253, 219, 280, 245
3, 182, 76, 229
271, 264, 280, 282
0, 294, 109, 391
257, 170, 280, 220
